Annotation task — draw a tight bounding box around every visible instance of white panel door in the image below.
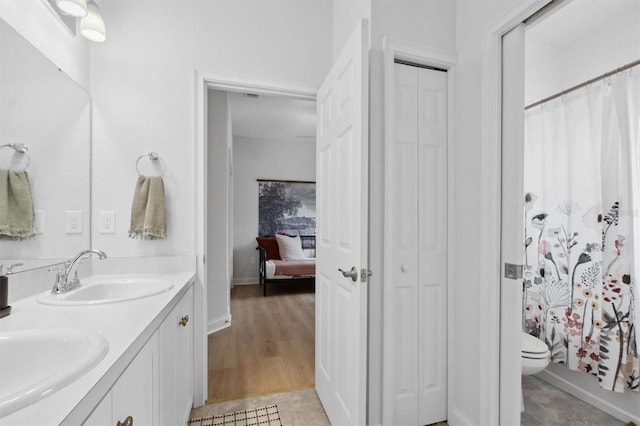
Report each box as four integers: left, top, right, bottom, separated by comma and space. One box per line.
417, 66, 448, 425
500, 23, 526, 426
384, 63, 447, 425
315, 19, 369, 426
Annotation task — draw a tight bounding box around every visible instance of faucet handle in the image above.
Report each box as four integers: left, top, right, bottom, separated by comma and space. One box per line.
49, 265, 67, 294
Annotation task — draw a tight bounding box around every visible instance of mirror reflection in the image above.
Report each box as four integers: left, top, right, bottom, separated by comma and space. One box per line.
0, 18, 91, 273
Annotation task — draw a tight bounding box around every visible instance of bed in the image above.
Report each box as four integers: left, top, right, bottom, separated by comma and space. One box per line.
256, 235, 316, 296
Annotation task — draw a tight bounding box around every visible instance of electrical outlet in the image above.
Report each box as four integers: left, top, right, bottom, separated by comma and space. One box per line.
65, 210, 83, 234
34, 210, 44, 234
99, 211, 116, 234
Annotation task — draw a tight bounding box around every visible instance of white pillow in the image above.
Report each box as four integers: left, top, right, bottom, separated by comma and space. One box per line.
275, 234, 306, 260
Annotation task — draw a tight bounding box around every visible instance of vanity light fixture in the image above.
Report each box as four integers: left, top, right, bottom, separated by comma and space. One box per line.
55, 0, 88, 18
80, 1, 106, 43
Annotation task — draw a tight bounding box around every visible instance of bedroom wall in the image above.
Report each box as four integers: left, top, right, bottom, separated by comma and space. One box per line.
232, 136, 315, 285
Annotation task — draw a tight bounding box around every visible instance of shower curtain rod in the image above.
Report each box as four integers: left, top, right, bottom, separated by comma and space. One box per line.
525, 58, 640, 110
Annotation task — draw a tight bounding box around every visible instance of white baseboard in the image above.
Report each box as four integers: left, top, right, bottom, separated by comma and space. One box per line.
537, 369, 640, 424
208, 314, 231, 334
449, 408, 474, 426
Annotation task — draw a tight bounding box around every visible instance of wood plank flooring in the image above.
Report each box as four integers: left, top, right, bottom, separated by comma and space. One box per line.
207, 281, 315, 404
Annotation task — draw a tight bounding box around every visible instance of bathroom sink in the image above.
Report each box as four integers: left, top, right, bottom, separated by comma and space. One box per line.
0, 328, 108, 417
37, 276, 174, 306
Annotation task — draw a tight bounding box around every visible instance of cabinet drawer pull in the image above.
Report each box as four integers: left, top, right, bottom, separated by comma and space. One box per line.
179, 315, 189, 326
117, 415, 133, 426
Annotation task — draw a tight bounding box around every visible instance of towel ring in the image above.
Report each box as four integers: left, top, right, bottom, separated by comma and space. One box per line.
0, 143, 30, 170
135, 152, 166, 177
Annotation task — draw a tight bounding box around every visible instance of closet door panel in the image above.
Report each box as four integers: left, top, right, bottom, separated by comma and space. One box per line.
389, 63, 420, 426
418, 68, 448, 425
384, 62, 448, 426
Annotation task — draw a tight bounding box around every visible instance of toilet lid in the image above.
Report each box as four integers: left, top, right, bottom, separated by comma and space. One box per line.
522, 332, 549, 356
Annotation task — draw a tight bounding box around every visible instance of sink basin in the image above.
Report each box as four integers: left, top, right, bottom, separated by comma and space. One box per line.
0, 328, 108, 417
37, 276, 174, 306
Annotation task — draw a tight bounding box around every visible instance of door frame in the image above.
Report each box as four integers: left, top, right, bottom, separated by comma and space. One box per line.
478, 1, 553, 424
381, 38, 457, 424
193, 70, 317, 405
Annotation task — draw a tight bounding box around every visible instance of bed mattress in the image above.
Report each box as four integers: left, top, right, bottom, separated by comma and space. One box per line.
265, 259, 316, 279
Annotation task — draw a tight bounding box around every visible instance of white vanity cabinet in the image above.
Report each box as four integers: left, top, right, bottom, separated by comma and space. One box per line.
82, 285, 193, 426
159, 286, 193, 426
83, 333, 159, 426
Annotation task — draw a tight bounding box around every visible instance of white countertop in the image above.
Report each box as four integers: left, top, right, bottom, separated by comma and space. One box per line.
0, 270, 195, 426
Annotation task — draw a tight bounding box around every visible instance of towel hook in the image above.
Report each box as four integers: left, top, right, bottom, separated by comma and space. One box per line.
0, 143, 30, 170
135, 152, 165, 177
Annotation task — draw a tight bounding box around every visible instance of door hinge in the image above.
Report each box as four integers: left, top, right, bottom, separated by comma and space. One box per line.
360, 268, 372, 282
504, 263, 523, 280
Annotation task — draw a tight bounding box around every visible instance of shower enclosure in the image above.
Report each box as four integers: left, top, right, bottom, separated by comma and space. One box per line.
523, 61, 640, 393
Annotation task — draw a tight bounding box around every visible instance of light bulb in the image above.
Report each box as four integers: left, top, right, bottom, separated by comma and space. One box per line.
55, 0, 88, 18
80, 1, 106, 43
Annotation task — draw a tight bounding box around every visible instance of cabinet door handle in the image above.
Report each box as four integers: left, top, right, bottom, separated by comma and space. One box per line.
117, 416, 133, 426
179, 315, 189, 326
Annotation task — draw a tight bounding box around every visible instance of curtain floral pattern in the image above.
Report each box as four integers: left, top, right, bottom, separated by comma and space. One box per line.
523, 65, 640, 392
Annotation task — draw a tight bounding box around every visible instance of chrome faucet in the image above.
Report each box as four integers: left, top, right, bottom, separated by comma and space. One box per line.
52, 249, 108, 294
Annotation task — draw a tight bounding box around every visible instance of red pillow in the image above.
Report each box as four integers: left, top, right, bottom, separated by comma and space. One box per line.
256, 236, 281, 260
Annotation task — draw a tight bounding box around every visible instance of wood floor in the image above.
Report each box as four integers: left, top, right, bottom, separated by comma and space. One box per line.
207, 281, 315, 403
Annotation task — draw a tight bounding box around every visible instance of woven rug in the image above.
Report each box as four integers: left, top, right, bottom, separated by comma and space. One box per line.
189, 404, 281, 426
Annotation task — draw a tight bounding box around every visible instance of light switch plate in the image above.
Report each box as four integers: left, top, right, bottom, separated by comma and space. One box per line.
99, 211, 116, 234
65, 210, 83, 234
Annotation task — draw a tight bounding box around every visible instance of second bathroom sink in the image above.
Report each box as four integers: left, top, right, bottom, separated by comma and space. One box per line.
0, 328, 108, 417
36, 276, 174, 306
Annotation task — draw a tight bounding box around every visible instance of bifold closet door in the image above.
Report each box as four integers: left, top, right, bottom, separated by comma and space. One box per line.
384, 62, 447, 425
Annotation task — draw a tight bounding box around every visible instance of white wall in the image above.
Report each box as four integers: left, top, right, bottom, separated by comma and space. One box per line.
525, 8, 640, 105
332, 0, 371, 59
90, 0, 331, 259
207, 90, 233, 332
454, 1, 522, 424
0, 0, 89, 89
232, 137, 315, 285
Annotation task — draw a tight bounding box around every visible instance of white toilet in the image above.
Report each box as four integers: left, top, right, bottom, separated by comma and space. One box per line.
521, 332, 550, 375
521, 332, 550, 411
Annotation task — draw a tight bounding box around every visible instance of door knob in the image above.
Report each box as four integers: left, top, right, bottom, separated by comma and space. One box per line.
338, 266, 358, 282
117, 416, 133, 426
179, 315, 189, 327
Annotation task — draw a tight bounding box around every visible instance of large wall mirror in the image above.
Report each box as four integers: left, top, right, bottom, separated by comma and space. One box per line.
0, 18, 91, 272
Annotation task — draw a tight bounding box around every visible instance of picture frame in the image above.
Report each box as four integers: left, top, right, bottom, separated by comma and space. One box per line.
258, 180, 316, 243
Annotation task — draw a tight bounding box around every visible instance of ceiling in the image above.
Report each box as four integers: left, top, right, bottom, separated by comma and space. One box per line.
227, 91, 316, 141
527, 0, 640, 46
226, 0, 640, 142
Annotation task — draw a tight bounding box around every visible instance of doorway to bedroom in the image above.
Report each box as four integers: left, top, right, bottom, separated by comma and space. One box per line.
206, 88, 318, 404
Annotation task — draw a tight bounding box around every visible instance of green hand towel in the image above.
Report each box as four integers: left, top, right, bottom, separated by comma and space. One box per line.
0, 168, 35, 240
129, 175, 167, 240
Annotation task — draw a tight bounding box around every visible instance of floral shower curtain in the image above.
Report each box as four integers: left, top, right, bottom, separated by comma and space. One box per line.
523, 65, 640, 392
